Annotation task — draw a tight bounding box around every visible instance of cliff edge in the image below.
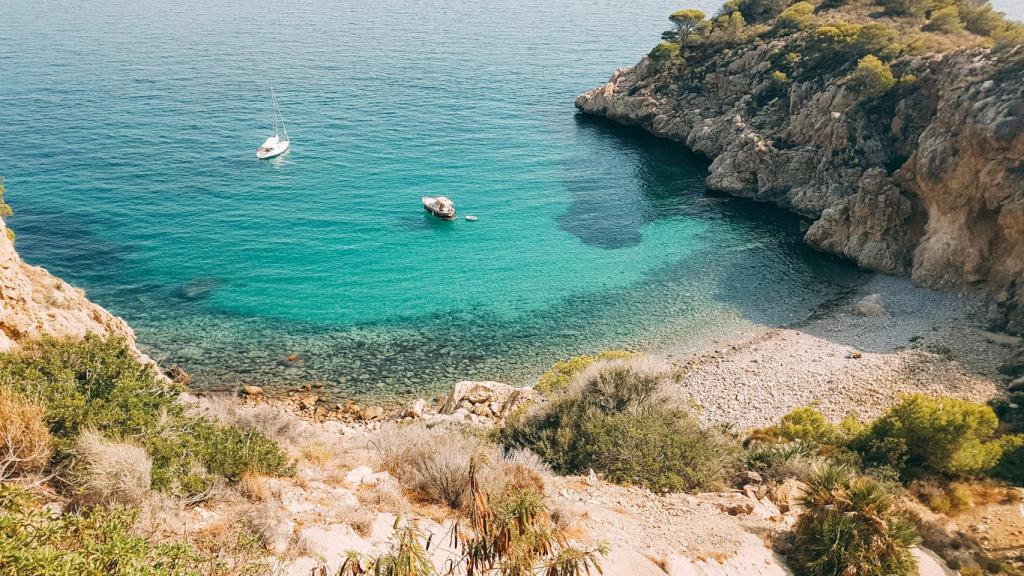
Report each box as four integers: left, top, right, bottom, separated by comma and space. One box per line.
0, 218, 147, 356
576, 9, 1024, 333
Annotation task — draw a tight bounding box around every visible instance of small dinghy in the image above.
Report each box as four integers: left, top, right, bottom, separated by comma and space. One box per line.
256, 81, 290, 160
464, 215, 478, 221
422, 196, 456, 220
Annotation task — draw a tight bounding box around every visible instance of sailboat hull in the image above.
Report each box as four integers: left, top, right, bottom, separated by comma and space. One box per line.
256, 140, 290, 160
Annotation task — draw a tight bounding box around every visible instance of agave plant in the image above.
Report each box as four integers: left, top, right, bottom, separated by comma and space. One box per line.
789, 465, 920, 576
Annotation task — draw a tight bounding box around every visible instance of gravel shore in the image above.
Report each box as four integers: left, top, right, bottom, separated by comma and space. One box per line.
661, 274, 1017, 428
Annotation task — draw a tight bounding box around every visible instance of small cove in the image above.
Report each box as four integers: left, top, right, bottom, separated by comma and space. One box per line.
2, 0, 870, 398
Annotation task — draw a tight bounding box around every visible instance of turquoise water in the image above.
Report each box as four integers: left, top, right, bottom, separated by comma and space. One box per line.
1, 0, 873, 398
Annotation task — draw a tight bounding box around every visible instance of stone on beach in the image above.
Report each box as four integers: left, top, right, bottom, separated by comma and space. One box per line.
440, 380, 535, 419
855, 293, 887, 317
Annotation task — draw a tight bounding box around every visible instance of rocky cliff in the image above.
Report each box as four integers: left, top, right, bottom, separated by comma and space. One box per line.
576, 40, 1024, 334
0, 218, 149, 357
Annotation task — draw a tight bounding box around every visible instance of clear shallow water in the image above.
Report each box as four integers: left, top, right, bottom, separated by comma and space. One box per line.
2, 0, 869, 398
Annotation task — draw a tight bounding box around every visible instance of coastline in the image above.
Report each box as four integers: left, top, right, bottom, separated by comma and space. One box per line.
222, 272, 1014, 431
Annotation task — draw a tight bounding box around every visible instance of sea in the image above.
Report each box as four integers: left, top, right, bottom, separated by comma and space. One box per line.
2, 0, 1017, 399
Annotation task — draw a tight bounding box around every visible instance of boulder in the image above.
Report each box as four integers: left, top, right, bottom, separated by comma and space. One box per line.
242, 385, 263, 397
402, 398, 426, 419
440, 381, 535, 419
854, 293, 887, 317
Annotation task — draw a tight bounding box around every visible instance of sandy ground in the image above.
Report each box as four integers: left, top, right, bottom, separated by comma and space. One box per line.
660, 275, 1016, 428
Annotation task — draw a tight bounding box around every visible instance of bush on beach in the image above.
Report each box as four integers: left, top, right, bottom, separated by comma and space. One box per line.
501, 357, 738, 492
852, 394, 1004, 480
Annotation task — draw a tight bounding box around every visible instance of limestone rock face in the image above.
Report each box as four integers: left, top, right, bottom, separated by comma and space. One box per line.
576, 44, 1024, 333
0, 218, 148, 357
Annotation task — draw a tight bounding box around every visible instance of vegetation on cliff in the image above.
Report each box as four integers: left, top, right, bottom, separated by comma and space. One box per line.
0, 337, 292, 575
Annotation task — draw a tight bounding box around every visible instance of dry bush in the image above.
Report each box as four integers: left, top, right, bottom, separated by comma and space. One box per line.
374, 422, 489, 509
373, 422, 549, 511
356, 476, 410, 512
300, 441, 336, 466
0, 387, 52, 480
134, 491, 188, 538
477, 448, 549, 501
73, 430, 152, 506
341, 506, 377, 537
193, 396, 310, 449
240, 501, 290, 551
238, 471, 272, 502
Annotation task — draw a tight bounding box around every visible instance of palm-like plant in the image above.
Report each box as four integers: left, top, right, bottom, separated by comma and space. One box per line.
448, 462, 605, 576
337, 519, 436, 576
332, 462, 604, 576
789, 465, 920, 576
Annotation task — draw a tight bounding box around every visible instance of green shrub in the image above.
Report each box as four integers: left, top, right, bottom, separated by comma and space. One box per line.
960, 2, 1007, 36
0, 177, 13, 242
669, 8, 707, 44
852, 23, 901, 60
534, 350, 635, 395
993, 434, 1024, 484
848, 54, 896, 99
853, 395, 1003, 479
992, 22, 1024, 50
708, 11, 749, 45
737, 0, 788, 23
789, 466, 920, 576
0, 336, 293, 495
501, 359, 737, 492
924, 6, 964, 33
0, 483, 272, 576
778, 407, 839, 444
744, 440, 820, 483
774, 1, 815, 35
877, 0, 928, 17
650, 41, 680, 61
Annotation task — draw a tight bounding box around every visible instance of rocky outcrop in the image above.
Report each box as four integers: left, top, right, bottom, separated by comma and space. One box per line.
440, 380, 536, 420
0, 218, 151, 359
577, 44, 1024, 333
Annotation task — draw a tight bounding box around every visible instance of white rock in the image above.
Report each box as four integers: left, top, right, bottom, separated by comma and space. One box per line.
345, 466, 376, 486
403, 398, 426, 419
441, 381, 535, 418
854, 293, 886, 317
911, 547, 956, 576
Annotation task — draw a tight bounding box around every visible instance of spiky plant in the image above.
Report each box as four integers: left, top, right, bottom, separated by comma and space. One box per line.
788, 465, 920, 576
448, 461, 605, 576
338, 518, 436, 576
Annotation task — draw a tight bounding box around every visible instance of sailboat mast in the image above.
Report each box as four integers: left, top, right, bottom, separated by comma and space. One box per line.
269, 80, 280, 137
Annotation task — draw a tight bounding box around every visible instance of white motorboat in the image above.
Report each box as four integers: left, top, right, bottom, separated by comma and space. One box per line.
257, 81, 290, 160
422, 196, 456, 220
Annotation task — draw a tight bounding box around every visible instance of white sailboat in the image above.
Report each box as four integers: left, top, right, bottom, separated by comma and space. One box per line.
256, 81, 290, 160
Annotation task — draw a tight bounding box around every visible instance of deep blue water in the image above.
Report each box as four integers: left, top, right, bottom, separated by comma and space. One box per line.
0, 0, 885, 398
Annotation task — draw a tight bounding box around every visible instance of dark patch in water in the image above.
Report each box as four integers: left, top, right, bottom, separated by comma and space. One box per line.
557, 115, 710, 249
174, 277, 225, 302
